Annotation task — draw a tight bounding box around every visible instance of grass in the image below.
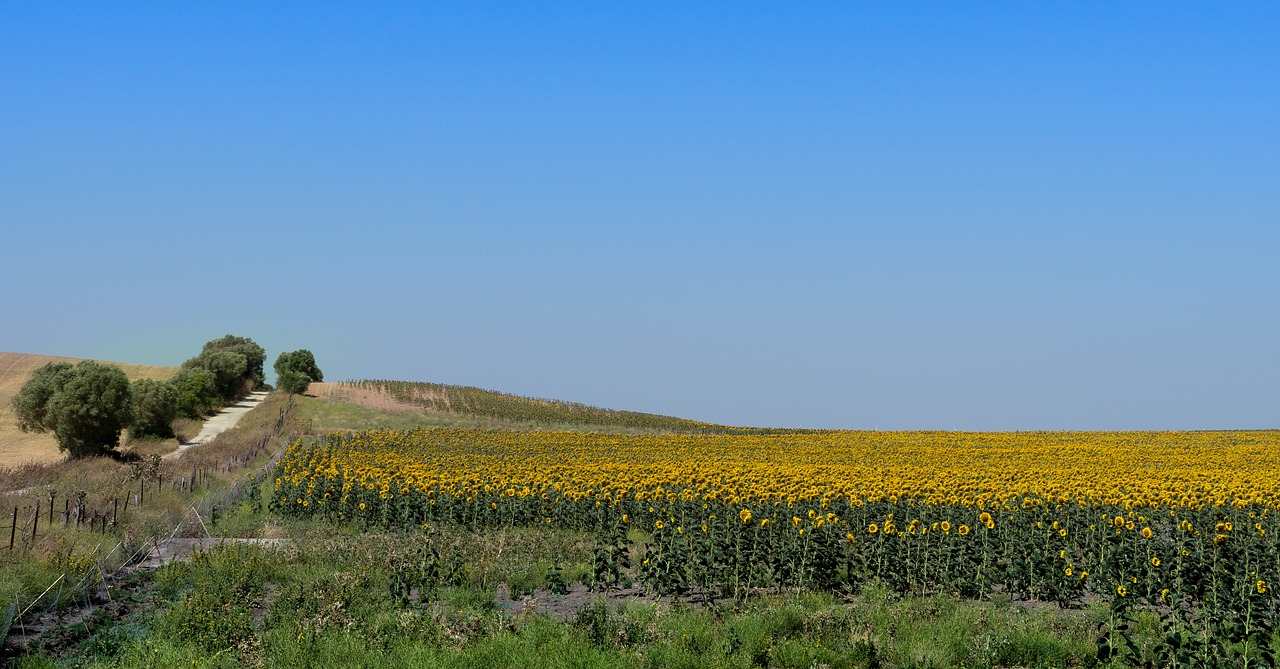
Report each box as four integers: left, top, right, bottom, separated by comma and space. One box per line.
6, 515, 1108, 668
3, 442, 1113, 668
347, 378, 730, 433
0, 352, 177, 466
0, 391, 298, 625
2, 527, 1030, 667
292, 393, 518, 432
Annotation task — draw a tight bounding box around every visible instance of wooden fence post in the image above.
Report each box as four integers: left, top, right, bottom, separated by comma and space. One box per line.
8, 507, 15, 550
31, 503, 39, 543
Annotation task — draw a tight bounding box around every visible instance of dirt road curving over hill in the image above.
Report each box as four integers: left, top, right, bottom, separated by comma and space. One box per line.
164, 391, 269, 461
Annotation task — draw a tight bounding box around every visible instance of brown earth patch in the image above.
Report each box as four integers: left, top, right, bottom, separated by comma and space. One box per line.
492, 583, 743, 621
307, 381, 443, 415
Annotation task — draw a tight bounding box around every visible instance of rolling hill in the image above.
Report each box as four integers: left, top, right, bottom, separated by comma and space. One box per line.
302, 379, 811, 435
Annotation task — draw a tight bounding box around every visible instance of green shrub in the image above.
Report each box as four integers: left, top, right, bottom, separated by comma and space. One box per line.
130, 378, 178, 439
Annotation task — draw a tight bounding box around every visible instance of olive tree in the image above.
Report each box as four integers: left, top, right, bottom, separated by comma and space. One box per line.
274, 349, 323, 395
170, 367, 216, 419
131, 378, 178, 439
182, 334, 266, 402
11, 361, 133, 458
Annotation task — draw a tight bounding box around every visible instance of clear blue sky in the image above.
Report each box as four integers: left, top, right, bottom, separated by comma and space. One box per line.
2, 3, 1276, 430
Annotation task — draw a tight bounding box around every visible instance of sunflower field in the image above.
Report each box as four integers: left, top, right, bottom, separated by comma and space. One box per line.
272, 428, 1280, 665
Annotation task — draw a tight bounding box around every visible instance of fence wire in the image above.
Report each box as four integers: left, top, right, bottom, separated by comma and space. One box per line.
1, 395, 295, 655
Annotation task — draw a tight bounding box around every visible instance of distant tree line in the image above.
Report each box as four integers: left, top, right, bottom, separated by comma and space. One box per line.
11, 335, 322, 460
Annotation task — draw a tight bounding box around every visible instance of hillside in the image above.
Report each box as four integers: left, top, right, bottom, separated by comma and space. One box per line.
301, 379, 810, 435
0, 351, 177, 466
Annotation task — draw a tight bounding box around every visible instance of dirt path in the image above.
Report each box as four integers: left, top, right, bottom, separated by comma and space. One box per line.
134, 537, 291, 569
164, 391, 269, 461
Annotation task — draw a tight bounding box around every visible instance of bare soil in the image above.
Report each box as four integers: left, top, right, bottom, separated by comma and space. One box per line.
493, 583, 742, 621
306, 382, 438, 415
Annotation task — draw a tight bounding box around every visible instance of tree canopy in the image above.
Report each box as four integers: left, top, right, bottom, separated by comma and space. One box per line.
11, 360, 133, 458
131, 378, 178, 439
170, 367, 217, 419
274, 349, 323, 395
182, 334, 265, 401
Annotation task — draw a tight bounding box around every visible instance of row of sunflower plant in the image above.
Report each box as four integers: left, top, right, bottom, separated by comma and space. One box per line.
270, 427, 1280, 666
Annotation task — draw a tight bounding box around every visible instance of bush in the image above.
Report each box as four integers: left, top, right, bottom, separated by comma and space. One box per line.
11, 360, 133, 458
171, 367, 216, 419
182, 334, 266, 402
277, 369, 311, 395
131, 378, 178, 439
274, 349, 323, 395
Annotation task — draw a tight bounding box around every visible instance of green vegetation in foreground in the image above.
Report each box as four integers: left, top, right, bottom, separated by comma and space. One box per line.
11, 509, 1112, 669
0, 391, 296, 616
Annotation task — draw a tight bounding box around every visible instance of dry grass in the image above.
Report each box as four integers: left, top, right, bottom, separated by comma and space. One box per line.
0, 351, 177, 467
171, 417, 203, 443
300, 381, 738, 435
306, 381, 428, 414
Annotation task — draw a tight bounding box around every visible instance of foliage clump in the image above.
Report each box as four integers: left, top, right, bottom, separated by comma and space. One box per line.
11, 360, 133, 458
169, 367, 217, 419
182, 334, 266, 402
130, 377, 178, 439
274, 349, 323, 395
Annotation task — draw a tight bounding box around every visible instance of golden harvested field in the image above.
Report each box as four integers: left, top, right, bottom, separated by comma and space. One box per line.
0, 351, 177, 466
314, 379, 807, 434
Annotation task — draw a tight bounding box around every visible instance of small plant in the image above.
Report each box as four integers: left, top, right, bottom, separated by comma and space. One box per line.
572, 598, 618, 647
546, 563, 570, 595
591, 517, 630, 590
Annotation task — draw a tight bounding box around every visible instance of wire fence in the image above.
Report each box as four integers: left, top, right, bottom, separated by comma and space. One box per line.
0, 395, 296, 656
